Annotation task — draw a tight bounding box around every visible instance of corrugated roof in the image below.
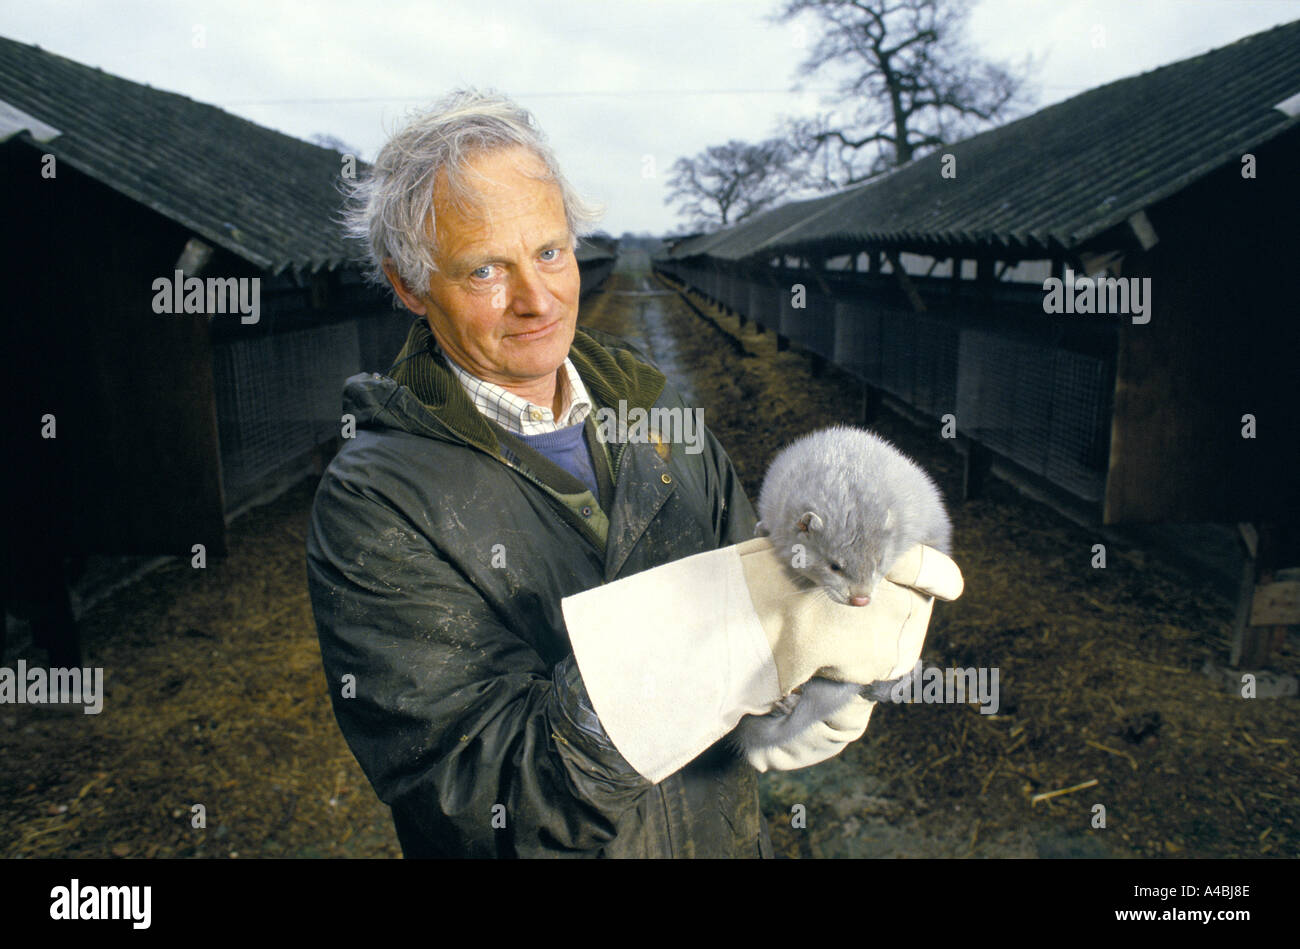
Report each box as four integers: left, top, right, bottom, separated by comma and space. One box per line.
669, 189, 859, 261
0, 35, 355, 274
683, 19, 1300, 260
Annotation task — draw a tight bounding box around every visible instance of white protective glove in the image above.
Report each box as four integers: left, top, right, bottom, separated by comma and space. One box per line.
741, 687, 877, 773
561, 538, 963, 783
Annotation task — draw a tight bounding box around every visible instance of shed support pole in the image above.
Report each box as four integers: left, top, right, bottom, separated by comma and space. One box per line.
860, 383, 881, 425
1231, 523, 1293, 668
961, 437, 993, 501
885, 250, 927, 313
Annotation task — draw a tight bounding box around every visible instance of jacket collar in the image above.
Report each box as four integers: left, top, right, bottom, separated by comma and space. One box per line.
385, 317, 667, 458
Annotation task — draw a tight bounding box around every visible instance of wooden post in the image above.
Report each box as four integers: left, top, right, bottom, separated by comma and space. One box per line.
1231, 523, 1295, 668
962, 438, 993, 501
885, 249, 927, 314
860, 383, 881, 425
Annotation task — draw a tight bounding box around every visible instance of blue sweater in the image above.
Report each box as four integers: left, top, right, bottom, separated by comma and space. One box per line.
518, 421, 599, 499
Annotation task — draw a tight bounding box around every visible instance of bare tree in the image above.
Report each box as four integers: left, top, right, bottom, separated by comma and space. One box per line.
774, 0, 1034, 188
664, 138, 796, 230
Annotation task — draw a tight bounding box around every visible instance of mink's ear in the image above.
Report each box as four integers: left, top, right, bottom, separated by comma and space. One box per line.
797, 511, 824, 533
754, 520, 769, 537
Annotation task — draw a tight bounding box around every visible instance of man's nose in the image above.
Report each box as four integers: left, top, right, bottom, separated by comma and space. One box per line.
505, 266, 553, 316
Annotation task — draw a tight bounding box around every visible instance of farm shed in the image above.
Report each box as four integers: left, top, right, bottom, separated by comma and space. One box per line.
575, 235, 617, 292
657, 20, 1300, 662
1, 36, 616, 568
658, 20, 1299, 524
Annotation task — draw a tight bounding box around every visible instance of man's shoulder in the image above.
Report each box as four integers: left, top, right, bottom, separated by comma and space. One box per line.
315, 417, 486, 513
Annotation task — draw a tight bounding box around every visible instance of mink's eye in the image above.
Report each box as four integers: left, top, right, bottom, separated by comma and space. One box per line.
830, 562, 843, 573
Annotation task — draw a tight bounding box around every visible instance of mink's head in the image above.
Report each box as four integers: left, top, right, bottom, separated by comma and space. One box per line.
767, 501, 905, 606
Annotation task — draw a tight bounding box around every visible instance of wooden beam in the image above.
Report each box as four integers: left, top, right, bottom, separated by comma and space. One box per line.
175, 237, 213, 277
860, 383, 881, 425
962, 438, 993, 501
884, 249, 927, 313
1239, 522, 1259, 560
1128, 210, 1159, 251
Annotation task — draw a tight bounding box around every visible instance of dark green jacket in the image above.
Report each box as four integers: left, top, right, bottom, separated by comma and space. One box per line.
306, 318, 771, 857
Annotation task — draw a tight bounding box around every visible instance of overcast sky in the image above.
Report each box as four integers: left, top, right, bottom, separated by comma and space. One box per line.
4, 0, 1298, 234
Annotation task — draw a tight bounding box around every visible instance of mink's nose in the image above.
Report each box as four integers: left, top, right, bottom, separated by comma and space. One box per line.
849, 595, 871, 606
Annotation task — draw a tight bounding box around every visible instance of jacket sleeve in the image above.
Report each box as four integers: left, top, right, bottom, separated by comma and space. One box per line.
701, 416, 760, 547
306, 469, 655, 858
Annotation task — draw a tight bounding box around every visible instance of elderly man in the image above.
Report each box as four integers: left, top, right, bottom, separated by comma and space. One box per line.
306, 89, 961, 858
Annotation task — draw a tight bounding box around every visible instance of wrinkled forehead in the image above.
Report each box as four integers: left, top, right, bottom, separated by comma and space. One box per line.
427, 146, 566, 251
433, 146, 557, 217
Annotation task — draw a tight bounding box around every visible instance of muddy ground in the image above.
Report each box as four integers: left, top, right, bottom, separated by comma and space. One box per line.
2, 257, 1295, 859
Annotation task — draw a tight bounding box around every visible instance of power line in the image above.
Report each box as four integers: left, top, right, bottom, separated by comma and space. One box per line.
218, 82, 1098, 108
217, 88, 844, 106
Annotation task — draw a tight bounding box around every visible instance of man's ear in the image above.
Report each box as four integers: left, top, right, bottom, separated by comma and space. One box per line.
382, 260, 428, 315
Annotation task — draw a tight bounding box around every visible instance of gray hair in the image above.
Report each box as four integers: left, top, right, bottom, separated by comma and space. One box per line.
343, 87, 604, 299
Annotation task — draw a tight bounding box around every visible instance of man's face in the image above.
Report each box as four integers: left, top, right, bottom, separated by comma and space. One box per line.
390, 146, 581, 392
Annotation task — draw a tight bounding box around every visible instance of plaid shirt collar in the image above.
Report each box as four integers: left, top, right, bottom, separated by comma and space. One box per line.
438, 343, 594, 436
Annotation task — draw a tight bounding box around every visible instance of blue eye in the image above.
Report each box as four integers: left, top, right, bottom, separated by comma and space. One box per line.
471, 265, 493, 280
540, 248, 560, 262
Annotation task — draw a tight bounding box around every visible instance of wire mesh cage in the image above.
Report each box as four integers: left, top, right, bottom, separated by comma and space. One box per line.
832, 300, 882, 384
956, 329, 1111, 502
878, 304, 917, 404
912, 312, 961, 420
212, 321, 360, 508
